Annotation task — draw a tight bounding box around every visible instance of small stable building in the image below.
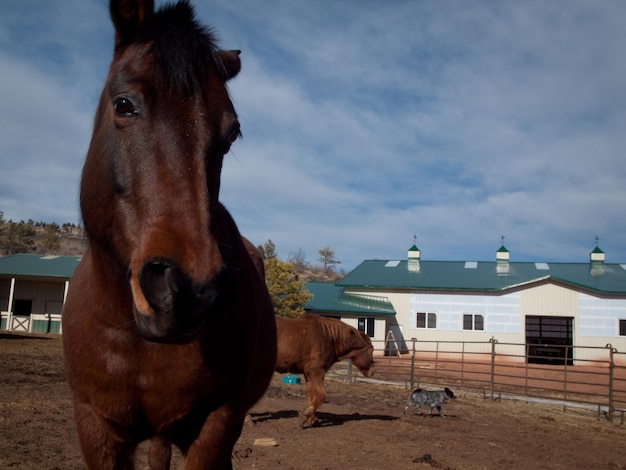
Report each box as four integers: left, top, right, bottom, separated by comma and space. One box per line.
304, 281, 395, 343
305, 244, 626, 364
0, 254, 80, 334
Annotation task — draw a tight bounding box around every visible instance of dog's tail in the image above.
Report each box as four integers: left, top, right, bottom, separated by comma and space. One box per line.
403, 389, 419, 415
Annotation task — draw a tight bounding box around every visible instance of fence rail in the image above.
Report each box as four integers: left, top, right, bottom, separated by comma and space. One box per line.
328, 338, 626, 424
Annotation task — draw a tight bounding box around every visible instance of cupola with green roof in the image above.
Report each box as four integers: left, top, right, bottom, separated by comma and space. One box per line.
407, 240, 421, 273
496, 244, 510, 261
590, 245, 605, 263
408, 244, 421, 260
589, 242, 606, 276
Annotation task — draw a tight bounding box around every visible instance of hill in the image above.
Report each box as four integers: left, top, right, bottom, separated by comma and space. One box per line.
0, 217, 344, 281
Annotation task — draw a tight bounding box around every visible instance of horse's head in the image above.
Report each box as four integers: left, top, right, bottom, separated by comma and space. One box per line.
80, 0, 242, 343
332, 320, 376, 378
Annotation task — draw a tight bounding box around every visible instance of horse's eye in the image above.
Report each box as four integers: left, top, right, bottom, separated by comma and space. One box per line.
113, 97, 137, 117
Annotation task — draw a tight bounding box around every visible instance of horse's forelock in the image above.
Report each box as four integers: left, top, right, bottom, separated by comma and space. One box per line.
139, 1, 222, 95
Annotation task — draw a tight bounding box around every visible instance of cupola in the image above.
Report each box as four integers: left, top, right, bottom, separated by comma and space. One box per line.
408, 241, 421, 273
496, 245, 510, 261
590, 245, 605, 263
496, 245, 509, 274
408, 244, 421, 260
590, 241, 605, 276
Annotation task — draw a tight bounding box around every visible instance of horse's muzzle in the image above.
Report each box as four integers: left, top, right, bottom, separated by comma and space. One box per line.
135, 258, 222, 343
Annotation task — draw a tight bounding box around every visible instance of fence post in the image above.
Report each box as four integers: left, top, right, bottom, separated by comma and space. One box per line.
410, 338, 417, 389
490, 337, 498, 400
563, 345, 570, 404
608, 344, 615, 423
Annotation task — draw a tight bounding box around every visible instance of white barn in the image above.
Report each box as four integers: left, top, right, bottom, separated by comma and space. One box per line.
305, 244, 626, 364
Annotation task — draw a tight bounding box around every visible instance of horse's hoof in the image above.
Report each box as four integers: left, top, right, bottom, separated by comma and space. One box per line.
300, 418, 317, 429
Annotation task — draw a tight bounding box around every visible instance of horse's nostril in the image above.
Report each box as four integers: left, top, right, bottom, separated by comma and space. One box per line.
138, 257, 222, 318
139, 259, 177, 313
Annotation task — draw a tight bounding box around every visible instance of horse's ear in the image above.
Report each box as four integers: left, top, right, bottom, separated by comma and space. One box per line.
216, 50, 241, 81
110, 0, 155, 47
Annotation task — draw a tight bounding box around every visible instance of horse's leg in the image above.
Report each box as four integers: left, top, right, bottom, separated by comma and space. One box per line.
302, 369, 326, 428
149, 437, 172, 470
72, 401, 136, 469
183, 407, 244, 470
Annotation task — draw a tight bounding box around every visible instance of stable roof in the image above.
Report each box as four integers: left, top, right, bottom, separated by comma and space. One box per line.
0, 254, 81, 280
337, 259, 626, 296
304, 281, 396, 316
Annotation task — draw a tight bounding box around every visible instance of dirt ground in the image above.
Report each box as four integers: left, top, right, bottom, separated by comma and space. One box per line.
1, 333, 625, 470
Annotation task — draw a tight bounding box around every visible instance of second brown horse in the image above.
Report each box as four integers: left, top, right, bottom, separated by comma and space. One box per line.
275, 315, 376, 427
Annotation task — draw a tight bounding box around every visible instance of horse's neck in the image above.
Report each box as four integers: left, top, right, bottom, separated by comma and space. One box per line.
337, 351, 355, 362
329, 328, 357, 360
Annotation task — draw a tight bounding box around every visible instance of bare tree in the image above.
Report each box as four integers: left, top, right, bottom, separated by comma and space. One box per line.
287, 247, 308, 271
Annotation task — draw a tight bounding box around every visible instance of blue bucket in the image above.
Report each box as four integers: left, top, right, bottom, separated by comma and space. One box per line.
282, 373, 301, 384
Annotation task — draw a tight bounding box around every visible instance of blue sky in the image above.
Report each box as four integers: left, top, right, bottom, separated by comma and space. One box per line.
1, 1, 625, 271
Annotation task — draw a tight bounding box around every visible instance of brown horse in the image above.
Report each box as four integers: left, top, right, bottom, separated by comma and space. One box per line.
275, 315, 375, 427
62, 1, 276, 469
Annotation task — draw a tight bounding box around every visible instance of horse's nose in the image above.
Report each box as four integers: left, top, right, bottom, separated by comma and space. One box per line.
138, 257, 222, 319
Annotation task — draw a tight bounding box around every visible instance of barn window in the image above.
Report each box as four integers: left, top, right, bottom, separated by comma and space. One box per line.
620, 319, 626, 336
416, 312, 436, 329
463, 314, 484, 331
358, 317, 375, 337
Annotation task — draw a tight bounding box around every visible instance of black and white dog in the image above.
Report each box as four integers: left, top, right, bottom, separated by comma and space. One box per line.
404, 387, 457, 418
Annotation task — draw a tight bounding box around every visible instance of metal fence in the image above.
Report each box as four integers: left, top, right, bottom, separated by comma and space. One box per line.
328, 338, 626, 424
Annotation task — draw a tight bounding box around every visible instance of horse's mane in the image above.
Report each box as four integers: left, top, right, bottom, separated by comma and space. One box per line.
126, 1, 224, 95
318, 317, 368, 356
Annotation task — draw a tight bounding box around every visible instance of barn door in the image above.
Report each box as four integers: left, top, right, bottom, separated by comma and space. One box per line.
525, 315, 573, 365
11, 299, 32, 332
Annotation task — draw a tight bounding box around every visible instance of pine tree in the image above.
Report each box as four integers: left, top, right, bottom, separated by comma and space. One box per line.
39, 224, 61, 253
264, 256, 312, 318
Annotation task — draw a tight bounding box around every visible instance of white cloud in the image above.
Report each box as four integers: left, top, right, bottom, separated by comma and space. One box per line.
2, 0, 625, 270
0, 53, 92, 223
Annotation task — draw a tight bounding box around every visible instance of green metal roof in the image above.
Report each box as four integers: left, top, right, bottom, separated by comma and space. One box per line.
304, 281, 396, 316
0, 254, 81, 279
337, 259, 626, 295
